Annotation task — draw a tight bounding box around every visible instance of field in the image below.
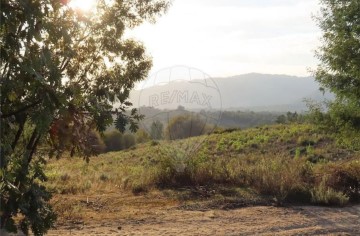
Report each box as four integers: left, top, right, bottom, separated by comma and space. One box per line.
44, 124, 360, 235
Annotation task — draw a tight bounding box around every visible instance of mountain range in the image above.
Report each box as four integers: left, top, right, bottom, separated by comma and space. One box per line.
129, 73, 333, 112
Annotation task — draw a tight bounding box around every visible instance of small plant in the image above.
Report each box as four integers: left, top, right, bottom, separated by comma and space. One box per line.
311, 187, 349, 206
306, 145, 314, 156
83, 180, 92, 191
297, 136, 316, 146
311, 178, 349, 206
216, 137, 228, 151
131, 183, 148, 195
60, 173, 71, 182
151, 140, 159, 146
99, 173, 110, 182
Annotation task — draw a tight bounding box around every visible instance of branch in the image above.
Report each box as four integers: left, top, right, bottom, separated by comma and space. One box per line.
1, 99, 42, 118
60, 57, 70, 72
11, 117, 26, 151
28, 135, 41, 165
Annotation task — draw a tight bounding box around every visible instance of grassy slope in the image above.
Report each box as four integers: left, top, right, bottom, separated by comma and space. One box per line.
46, 124, 360, 210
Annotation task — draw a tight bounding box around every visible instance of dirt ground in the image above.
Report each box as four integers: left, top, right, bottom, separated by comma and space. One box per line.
45, 192, 360, 236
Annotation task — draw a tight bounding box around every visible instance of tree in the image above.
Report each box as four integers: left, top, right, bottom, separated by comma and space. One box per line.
0, 0, 169, 234
166, 115, 207, 140
135, 129, 151, 143
276, 115, 286, 124
314, 0, 360, 131
85, 130, 106, 155
122, 133, 136, 149
103, 130, 124, 152
150, 120, 163, 140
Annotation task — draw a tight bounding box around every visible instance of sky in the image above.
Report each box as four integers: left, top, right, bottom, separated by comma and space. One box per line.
128, 0, 322, 78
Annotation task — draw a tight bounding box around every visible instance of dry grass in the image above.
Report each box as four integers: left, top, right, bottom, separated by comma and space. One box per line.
45, 124, 360, 208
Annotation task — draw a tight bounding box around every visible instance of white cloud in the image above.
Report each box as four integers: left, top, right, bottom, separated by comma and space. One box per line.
127, 0, 322, 77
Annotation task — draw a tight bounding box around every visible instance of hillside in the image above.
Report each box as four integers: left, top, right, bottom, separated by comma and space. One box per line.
46, 124, 359, 196
44, 123, 360, 235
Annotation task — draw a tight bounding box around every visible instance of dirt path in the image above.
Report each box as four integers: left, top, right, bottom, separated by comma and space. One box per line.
48, 204, 360, 235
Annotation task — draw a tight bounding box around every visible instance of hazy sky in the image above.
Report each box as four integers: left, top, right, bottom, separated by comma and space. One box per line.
128, 0, 322, 78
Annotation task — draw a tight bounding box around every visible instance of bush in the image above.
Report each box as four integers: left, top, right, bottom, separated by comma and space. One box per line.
136, 129, 151, 144
60, 173, 71, 182
103, 131, 124, 152
311, 178, 349, 206
85, 130, 106, 155
154, 148, 192, 187
99, 173, 110, 182
245, 157, 305, 203
131, 183, 148, 195
317, 160, 360, 201
123, 133, 136, 149
150, 140, 159, 146
166, 115, 208, 140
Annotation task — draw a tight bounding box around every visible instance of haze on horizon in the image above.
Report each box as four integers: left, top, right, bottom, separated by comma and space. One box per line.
128, 0, 321, 78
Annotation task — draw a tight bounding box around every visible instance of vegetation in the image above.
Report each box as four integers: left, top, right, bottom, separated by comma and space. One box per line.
150, 120, 164, 140
1, 0, 360, 234
135, 129, 151, 144
139, 107, 281, 131
313, 0, 360, 137
276, 112, 304, 124
0, 0, 168, 234
85, 130, 106, 155
45, 124, 360, 208
166, 115, 208, 140
215, 110, 279, 128
103, 131, 124, 152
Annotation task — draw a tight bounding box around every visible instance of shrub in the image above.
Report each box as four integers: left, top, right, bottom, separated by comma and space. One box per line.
85, 130, 106, 155
153, 147, 193, 187
60, 173, 71, 182
123, 133, 136, 149
150, 140, 159, 146
297, 136, 316, 146
166, 115, 208, 140
99, 173, 110, 182
136, 129, 151, 144
245, 156, 305, 203
103, 131, 124, 152
311, 178, 349, 206
131, 183, 148, 195
319, 159, 360, 201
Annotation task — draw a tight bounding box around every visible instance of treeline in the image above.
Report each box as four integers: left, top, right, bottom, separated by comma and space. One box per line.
94, 114, 209, 153
95, 110, 307, 153
214, 110, 278, 128
135, 106, 281, 130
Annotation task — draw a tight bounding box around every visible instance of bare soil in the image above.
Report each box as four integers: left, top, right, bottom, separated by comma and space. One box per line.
46, 192, 360, 236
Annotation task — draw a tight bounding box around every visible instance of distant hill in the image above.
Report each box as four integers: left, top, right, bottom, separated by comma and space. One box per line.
130, 73, 333, 112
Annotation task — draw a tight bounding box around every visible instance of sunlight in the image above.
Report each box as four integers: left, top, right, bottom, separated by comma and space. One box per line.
68, 0, 97, 12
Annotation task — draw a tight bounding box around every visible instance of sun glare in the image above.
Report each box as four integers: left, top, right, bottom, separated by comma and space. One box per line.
68, 0, 97, 12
